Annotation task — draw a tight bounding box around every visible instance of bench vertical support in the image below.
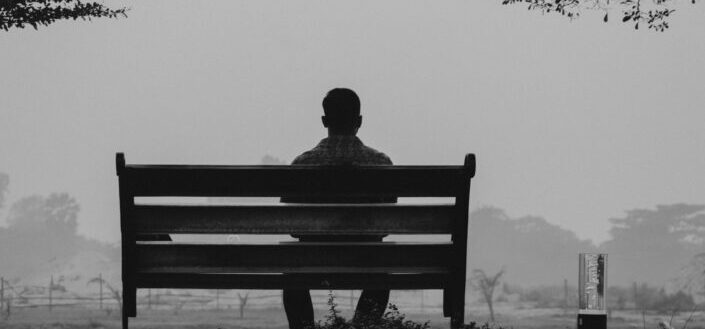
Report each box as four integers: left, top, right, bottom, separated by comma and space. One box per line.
117, 153, 136, 329
443, 288, 451, 317
122, 312, 129, 329
449, 154, 474, 329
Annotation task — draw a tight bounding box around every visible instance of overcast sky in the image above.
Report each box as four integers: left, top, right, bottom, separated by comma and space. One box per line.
1, 0, 704, 244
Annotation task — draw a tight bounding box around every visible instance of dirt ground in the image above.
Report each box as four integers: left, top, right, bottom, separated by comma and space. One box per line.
1, 303, 703, 329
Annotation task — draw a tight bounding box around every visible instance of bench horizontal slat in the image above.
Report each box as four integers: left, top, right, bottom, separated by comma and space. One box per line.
122, 165, 471, 197
135, 273, 449, 289
137, 266, 449, 274
135, 242, 453, 271
132, 204, 455, 234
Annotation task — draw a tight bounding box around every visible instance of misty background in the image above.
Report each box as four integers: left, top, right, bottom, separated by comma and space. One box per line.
1, 0, 705, 318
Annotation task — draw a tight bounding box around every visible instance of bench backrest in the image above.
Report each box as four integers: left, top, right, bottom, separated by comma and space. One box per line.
116, 153, 475, 290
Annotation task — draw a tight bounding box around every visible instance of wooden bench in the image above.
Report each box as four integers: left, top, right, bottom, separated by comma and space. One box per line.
116, 152, 476, 329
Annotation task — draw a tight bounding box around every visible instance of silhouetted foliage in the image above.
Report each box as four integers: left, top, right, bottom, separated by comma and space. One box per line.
0, 0, 128, 31
501, 0, 695, 31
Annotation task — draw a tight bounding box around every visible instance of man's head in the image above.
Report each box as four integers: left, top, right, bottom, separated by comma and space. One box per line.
321, 88, 362, 136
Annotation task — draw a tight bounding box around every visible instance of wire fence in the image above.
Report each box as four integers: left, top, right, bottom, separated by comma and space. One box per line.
0, 274, 440, 320
4, 274, 700, 323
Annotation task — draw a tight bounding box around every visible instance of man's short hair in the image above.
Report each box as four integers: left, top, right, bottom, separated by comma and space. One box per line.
322, 88, 360, 128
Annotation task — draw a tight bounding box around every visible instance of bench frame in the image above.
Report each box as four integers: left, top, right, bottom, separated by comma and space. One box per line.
116, 153, 475, 328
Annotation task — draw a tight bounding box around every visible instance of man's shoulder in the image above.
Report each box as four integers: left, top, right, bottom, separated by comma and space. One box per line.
357, 144, 393, 165
291, 136, 393, 165
291, 150, 321, 165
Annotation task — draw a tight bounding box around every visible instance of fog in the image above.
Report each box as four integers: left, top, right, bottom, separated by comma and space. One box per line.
1, 3, 705, 326
1, 0, 704, 245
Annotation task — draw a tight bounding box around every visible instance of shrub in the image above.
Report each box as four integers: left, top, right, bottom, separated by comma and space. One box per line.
308, 293, 506, 329
307, 292, 430, 329
463, 322, 508, 329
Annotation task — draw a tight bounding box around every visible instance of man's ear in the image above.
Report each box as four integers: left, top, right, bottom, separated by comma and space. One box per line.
321, 116, 329, 128
354, 116, 362, 128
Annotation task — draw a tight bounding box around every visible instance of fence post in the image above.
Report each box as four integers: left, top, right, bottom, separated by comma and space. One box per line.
216, 289, 220, 311
350, 290, 354, 310
49, 275, 53, 312
420, 290, 425, 313
563, 278, 568, 315
1, 276, 4, 311
5, 295, 10, 319
99, 273, 103, 310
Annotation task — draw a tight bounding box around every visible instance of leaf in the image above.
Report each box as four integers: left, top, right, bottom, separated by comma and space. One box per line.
604, 13, 609, 22
623, 14, 632, 22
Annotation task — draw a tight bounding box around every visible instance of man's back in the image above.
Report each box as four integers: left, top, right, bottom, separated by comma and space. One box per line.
284, 135, 396, 240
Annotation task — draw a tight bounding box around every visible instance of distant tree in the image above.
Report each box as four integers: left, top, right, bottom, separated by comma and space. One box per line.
468, 206, 596, 285
0, 172, 8, 209
88, 276, 122, 316
669, 253, 705, 304
471, 268, 505, 322
601, 204, 705, 285
502, 0, 696, 31
0, 0, 128, 31
652, 290, 695, 313
0, 192, 81, 276
237, 292, 249, 319
6, 192, 79, 235
260, 154, 287, 165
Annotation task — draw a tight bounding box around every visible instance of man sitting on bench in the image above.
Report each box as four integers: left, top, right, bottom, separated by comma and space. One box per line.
282, 88, 396, 329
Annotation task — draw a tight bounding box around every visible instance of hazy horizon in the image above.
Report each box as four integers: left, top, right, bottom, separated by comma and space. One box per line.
1, 0, 705, 244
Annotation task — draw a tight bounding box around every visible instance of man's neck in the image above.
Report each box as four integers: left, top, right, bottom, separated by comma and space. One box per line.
327, 130, 358, 137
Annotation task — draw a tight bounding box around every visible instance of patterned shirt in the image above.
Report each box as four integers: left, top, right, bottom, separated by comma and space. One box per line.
286, 135, 394, 241
291, 136, 392, 166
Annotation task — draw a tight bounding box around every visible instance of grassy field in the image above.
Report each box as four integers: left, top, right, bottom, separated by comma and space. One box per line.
1, 302, 704, 329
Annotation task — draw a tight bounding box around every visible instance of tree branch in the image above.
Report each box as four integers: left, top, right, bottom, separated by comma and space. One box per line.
0, 0, 128, 31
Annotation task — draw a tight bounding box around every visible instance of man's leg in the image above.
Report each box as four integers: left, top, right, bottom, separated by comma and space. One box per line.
352, 289, 390, 325
352, 235, 390, 325
283, 289, 315, 329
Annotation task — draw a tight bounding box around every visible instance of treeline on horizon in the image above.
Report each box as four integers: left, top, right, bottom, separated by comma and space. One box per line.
0, 170, 704, 294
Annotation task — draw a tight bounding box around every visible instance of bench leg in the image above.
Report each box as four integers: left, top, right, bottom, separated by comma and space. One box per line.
121, 286, 135, 329
443, 288, 451, 317
450, 304, 464, 329
125, 287, 136, 317
122, 308, 129, 329
449, 288, 465, 329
